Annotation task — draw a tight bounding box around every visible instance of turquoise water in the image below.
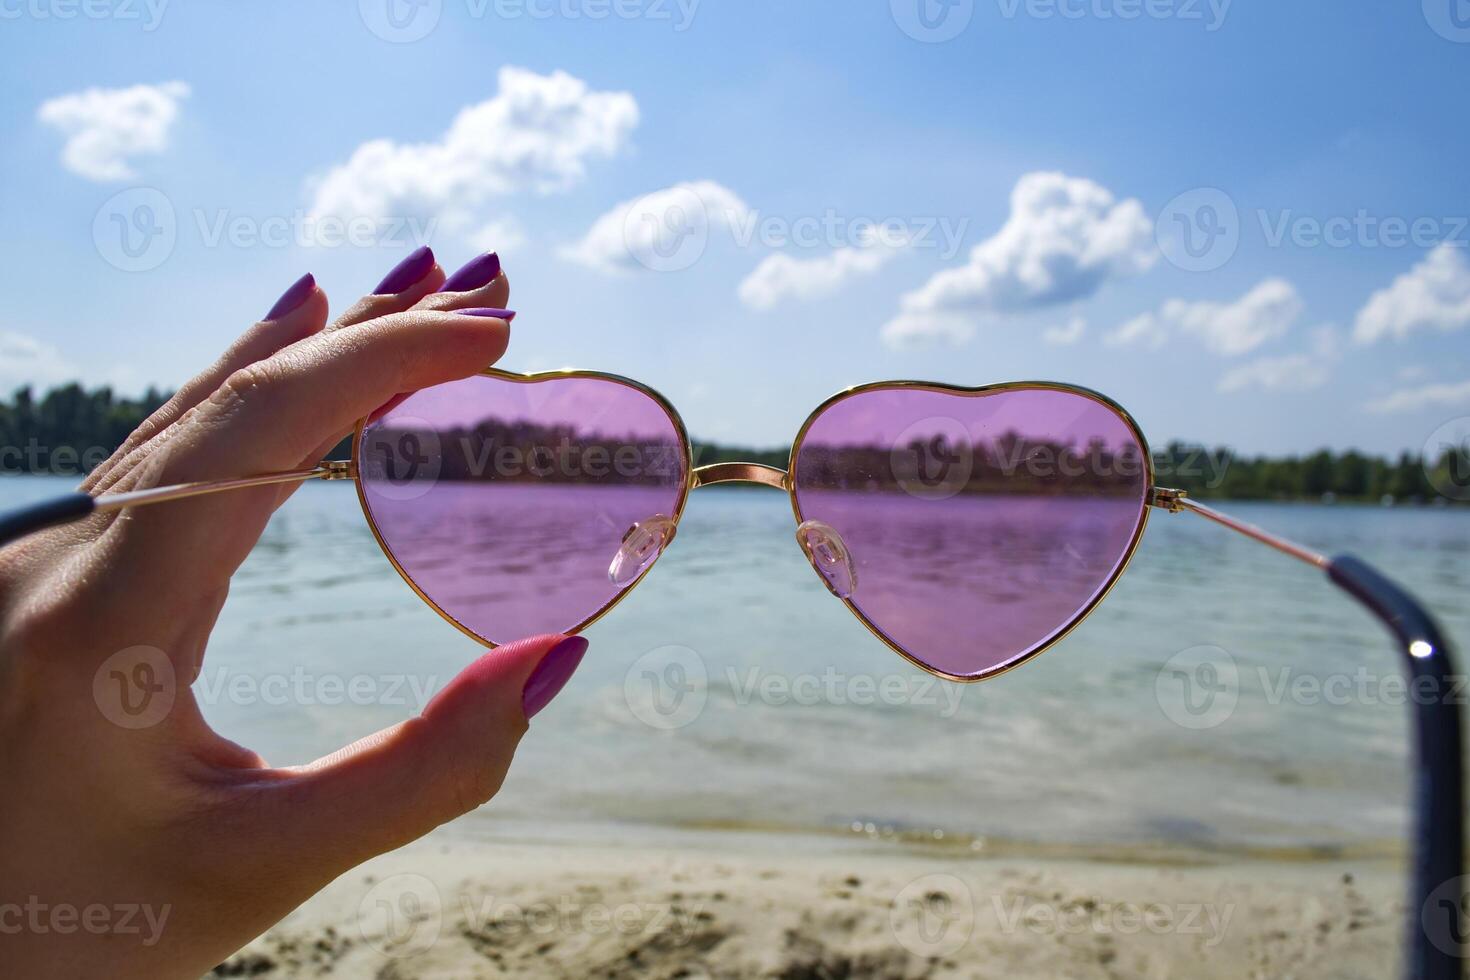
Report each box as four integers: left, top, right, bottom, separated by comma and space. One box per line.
5, 475, 1468, 856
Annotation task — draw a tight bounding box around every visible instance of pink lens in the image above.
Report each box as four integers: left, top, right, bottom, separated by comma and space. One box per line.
358, 374, 687, 645
792, 386, 1150, 678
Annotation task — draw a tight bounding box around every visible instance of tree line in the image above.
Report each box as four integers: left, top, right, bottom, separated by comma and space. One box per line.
0, 383, 171, 475
1, 383, 1465, 504
1152, 442, 1462, 503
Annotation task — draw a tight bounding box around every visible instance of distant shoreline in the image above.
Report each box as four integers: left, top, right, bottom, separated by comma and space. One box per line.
5, 467, 1466, 509
2, 382, 1465, 504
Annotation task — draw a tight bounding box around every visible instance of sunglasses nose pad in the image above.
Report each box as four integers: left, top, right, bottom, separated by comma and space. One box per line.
796, 519, 857, 600
608, 514, 678, 587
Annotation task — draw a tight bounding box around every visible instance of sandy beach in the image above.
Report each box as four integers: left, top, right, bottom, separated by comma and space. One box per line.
211, 826, 1403, 979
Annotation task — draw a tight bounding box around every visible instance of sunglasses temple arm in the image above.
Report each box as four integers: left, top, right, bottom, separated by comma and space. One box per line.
0, 461, 355, 549
1168, 492, 1464, 979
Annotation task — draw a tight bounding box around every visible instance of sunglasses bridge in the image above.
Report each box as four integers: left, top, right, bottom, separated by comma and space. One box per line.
690, 462, 790, 491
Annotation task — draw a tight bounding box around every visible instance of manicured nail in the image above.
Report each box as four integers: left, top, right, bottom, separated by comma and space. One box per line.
373, 245, 435, 295
437, 252, 500, 293
265, 273, 316, 320
455, 307, 516, 322
522, 636, 588, 720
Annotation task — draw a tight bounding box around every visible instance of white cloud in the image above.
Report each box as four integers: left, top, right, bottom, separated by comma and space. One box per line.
1217, 326, 1338, 393
1105, 278, 1304, 356
559, 180, 749, 274
0, 330, 143, 393
1366, 379, 1470, 415
0, 331, 75, 389
37, 81, 189, 182
1353, 244, 1470, 344
467, 217, 526, 253
880, 172, 1154, 347
1216, 352, 1325, 393
307, 67, 636, 237
1041, 316, 1087, 346
737, 235, 904, 311
880, 311, 976, 347
1105, 310, 1170, 350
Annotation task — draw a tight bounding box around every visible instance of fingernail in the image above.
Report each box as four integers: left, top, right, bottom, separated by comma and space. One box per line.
437, 252, 501, 293
373, 245, 435, 295
455, 307, 516, 322
266, 273, 316, 320
522, 636, 588, 720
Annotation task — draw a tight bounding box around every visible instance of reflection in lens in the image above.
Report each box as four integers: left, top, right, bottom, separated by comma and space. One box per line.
358, 374, 688, 645
793, 387, 1150, 678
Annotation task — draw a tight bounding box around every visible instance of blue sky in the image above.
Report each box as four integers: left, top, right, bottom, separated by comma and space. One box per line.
2, 1, 1468, 454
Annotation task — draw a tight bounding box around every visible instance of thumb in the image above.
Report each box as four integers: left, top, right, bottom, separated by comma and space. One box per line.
261, 634, 587, 876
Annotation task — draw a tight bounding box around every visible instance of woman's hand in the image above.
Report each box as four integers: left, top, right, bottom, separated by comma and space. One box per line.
0, 249, 588, 979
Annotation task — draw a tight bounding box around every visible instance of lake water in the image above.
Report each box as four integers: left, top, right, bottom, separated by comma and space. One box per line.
6, 475, 1469, 860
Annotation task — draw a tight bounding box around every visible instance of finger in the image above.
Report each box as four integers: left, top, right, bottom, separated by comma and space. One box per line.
93, 308, 512, 606
326, 245, 446, 332
284, 245, 463, 479
276, 247, 448, 487
277, 635, 586, 870
291, 250, 511, 479
411, 251, 510, 314
83, 274, 328, 494
190, 635, 586, 913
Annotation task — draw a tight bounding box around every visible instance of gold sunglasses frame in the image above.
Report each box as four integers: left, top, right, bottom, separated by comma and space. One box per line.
351, 368, 1156, 684
352, 368, 696, 652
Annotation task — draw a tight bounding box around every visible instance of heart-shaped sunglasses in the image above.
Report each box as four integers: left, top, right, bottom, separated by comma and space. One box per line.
2, 369, 1462, 979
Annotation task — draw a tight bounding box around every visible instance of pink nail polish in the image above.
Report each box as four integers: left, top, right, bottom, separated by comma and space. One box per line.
455, 308, 516, 322
522, 636, 588, 720
374, 245, 435, 295
438, 252, 501, 293
266, 273, 315, 320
